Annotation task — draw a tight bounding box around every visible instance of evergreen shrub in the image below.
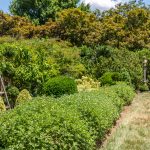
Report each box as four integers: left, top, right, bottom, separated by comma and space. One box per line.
43, 76, 77, 97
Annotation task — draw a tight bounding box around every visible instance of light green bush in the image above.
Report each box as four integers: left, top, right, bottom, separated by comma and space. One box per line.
139, 84, 149, 92
76, 76, 100, 92
0, 97, 6, 112
15, 89, 32, 105
110, 82, 135, 105
0, 97, 94, 149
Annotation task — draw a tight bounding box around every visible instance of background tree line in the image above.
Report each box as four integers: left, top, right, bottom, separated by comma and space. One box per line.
0, 0, 149, 50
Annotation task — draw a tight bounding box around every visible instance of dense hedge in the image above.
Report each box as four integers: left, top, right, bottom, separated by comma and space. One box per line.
43, 76, 78, 97
0, 83, 135, 149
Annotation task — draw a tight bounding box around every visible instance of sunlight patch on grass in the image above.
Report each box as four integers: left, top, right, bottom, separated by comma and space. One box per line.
100, 93, 150, 150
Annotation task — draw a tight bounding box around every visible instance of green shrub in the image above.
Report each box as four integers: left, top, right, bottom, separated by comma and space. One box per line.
112, 71, 132, 85
100, 72, 115, 86
100, 71, 132, 86
99, 88, 124, 112
60, 92, 119, 139
110, 82, 135, 105
0, 97, 94, 149
15, 89, 32, 105
0, 83, 135, 149
7, 86, 19, 107
76, 76, 100, 92
0, 39, 83, 95
138, 83, 149, 92
43, 76, 77, 97
0, 97, 6, 112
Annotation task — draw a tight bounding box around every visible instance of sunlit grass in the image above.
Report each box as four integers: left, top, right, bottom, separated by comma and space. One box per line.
100, 93, 150, 150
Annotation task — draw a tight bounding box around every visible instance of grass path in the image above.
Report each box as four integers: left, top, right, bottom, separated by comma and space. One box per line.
100, 92, 150, 150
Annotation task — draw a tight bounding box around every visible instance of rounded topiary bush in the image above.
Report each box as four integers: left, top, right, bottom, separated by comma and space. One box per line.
15, 89, 32, 105
43, 76, 78, 97
0, 97, 6, 112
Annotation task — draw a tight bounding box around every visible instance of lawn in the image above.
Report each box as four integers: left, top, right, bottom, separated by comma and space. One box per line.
100, 92, 150, 150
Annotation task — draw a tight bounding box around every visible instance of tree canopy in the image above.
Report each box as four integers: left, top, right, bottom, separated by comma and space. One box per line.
9, 0, 79, 24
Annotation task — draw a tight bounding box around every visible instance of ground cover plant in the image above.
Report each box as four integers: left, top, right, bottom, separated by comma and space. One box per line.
0, 83, 135, 149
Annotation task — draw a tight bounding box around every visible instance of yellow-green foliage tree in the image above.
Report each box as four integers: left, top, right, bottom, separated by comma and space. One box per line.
0, 97, 6, 112
15, 89, 32, 106
56, 8, 102, 46
0, 11, 14, 36
101, 1, 150, 50
0, 11, 35, 38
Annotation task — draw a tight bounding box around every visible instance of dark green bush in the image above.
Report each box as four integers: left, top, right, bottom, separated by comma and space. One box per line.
100, 71, 132, 86
7, 86, 19, 107
82, 46, 142, 89
43, 76, 78, 97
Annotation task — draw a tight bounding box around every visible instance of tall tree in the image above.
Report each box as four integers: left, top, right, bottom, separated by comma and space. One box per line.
9, 0, 79, 24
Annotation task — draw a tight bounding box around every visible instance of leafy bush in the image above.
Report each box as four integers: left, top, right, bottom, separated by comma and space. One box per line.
81, 46, 142, 89
0, 97, 94, 149
138, 83, 149, 92
110, 82, 135, 105
99, 88, 124, 113
76, 76, 100, 92
15, 89, 32, 105
0, 97, 6, 112
43, 76, 77, 97
7, 86, 19, 107
100, 72, 115, 86
0, 83, 135, 149
100, 71, 132, 86
60, 92, 119, 139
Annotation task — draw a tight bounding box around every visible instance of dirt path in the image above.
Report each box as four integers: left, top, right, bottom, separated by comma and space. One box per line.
100, 92, 150, 150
